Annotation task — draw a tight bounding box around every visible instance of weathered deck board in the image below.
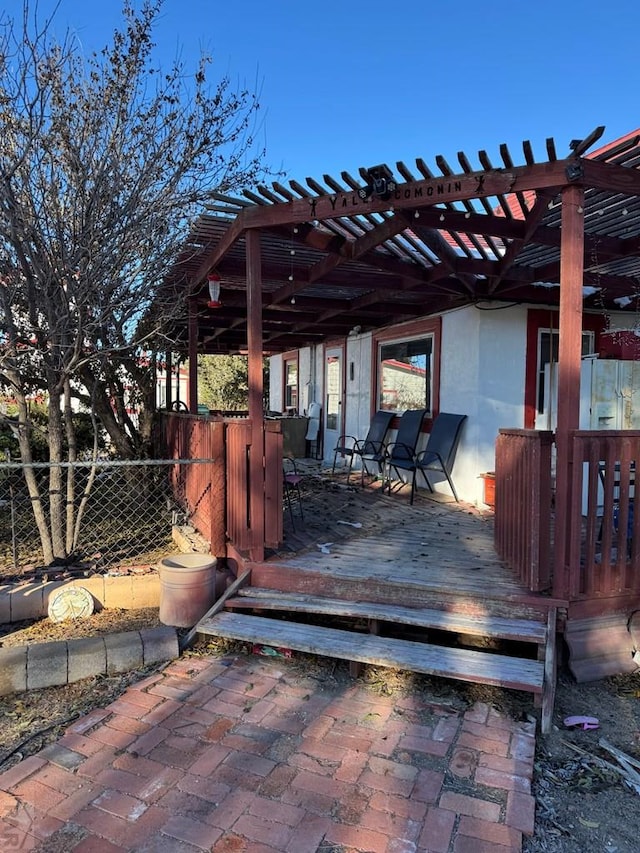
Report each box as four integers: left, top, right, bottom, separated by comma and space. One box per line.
221, 467, 557, 730
230, 588, 547, 643
198, 611, 545, 694
270, 472, 534, 601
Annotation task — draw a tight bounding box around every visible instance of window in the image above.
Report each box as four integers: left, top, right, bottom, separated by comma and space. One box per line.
284, 356, 298, 412
536, 329, 595, 414
378, 334, 434, 413
524, 309, 605, 428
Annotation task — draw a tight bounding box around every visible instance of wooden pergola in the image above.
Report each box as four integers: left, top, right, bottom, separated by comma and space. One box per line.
165, 124, 640, 356
163, 125, 640, 595
156, 125, 640, 694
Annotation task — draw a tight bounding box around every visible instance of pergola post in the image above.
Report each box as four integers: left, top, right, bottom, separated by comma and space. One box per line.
188, 298, 199, 414
246, 229, 265, 561
553, 183, 585, 598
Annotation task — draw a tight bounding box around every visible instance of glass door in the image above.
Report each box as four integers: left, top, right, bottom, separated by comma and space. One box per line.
324, 346, 344, 455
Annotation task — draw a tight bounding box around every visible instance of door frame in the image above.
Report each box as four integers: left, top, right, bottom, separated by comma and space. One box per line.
323, 341, 346, 455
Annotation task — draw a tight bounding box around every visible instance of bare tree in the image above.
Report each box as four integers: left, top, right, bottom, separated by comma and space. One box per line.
0, 0, 268, 564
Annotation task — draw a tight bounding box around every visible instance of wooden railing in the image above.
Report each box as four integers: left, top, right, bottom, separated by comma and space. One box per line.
495, 429, 554, 593
225, 418, 283, 555
495, 427, 640, 602
159, 413, 283, 558
158, 413, 226, 555
565, 431, 640, 599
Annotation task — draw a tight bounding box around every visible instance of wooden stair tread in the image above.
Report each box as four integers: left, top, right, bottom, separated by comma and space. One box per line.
198, 611, 544, 694
229, 588, 547, 643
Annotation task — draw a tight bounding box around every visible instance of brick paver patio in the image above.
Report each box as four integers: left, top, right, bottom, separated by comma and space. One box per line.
0, 653, 536, 852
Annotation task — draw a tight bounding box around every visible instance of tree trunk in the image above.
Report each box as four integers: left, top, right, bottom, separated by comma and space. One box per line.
13, 392, 55, 565
63, 378, 77, 554
47, 381, 67, 560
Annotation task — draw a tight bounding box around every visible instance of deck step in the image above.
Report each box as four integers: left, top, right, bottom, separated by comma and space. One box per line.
229, 588, 547, 644
197, 611, 545, 695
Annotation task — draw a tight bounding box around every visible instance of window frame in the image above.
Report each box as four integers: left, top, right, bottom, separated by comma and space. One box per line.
372, 317, 441, 421
524, 309, 605, 428
282, 351, 299, 414
536, 328, 595, 415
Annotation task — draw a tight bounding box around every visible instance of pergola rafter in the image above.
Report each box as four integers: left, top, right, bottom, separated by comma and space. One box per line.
163, 125, 640, 358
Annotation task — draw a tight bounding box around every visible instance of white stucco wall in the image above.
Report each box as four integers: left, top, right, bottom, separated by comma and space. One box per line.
265, 305, 525, 504
270, 304, 640, 505
270, 303, 530, 506
324, 304, 528, 506
324, 305, 530, 505
439, 304, 528, 504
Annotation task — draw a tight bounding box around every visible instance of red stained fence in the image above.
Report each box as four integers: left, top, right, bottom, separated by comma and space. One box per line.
495, 429, 553, 593
159, 413, 226, 556
217, 418, 283, 555
160, 413, 283, 558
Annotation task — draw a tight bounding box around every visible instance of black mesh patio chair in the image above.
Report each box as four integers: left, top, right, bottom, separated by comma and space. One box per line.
382, 409, 428, 498
331, 410, 396, 485
411, 413, 467, 503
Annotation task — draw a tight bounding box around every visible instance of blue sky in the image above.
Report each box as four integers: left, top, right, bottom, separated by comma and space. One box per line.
3, 0, 640, 187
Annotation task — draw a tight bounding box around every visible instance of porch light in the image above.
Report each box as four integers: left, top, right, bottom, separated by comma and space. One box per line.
207, 272, 221, 308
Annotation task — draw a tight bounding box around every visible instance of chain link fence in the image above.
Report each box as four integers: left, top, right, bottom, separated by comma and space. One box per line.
0, 458, 214, 581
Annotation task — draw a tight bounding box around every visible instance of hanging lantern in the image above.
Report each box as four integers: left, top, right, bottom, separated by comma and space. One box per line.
207, 272, 221, 308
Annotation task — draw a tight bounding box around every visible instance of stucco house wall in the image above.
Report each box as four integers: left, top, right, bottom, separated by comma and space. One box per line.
267, 303, 640, 506
438, 304, 528, 504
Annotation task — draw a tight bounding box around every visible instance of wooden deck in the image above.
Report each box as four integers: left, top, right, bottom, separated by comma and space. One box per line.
255, 462, 552, 613
200, 462, 560, 731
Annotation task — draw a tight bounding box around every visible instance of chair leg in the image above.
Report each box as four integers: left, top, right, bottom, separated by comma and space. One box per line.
420, 467, 460, 502
419, 469, 434, 494
345, 454, 354, 485
284, 484, 296, 529
385, 464, 400, 496
445, 472, 460, 502
360, 457, 374, 487
333, 450, 353, 479
284, 471, 304, 528
295, 482, 304, 520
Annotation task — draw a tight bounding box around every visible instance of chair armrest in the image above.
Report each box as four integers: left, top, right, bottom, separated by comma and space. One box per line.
385, 442, 417, 462
353, 438, 385, 456
415, 449, 445, 467
333, 435, 358, 451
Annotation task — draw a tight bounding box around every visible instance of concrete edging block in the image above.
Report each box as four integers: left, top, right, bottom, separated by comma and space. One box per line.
0, 645, 28, 696
27, 640, 68, 690
9, 584, 46, 621
3, 573, 166, 623
67, 636, 107, 683
103, 575, 135, 609
140, 626, 179, 665
131, 574, 161, 609
0, 589, 10, 624
104, 630, 143, 674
